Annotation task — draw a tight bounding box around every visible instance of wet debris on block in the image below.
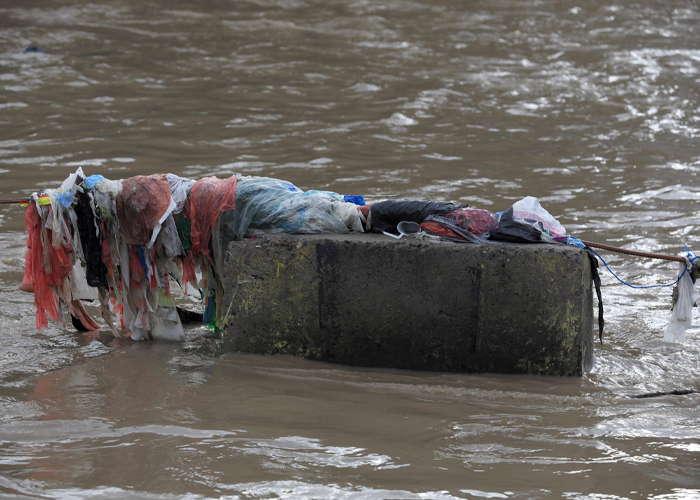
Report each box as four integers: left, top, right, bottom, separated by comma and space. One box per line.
19, 169, 593, 341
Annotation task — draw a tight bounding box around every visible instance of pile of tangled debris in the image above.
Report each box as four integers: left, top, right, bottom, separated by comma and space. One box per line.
19, 169, 596, 341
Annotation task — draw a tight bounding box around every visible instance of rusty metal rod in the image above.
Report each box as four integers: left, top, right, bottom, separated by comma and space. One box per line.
0, 198, 31, 204
582, 241, 687, 263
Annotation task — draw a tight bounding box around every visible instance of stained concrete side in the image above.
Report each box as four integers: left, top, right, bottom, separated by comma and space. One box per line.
221, 233, 594, 376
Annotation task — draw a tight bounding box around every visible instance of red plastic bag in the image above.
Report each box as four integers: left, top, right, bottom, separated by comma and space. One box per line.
186, 176, 237, 261
117, 175, 172, 246
445, 208, 499, 235
23, 204, 72, 329
419, 221, 464, 240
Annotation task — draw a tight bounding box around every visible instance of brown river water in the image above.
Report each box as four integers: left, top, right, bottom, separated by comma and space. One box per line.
1, 0, 700, 498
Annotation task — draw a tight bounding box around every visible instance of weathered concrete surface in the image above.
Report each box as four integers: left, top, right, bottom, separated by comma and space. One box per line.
221, 233, 594, 376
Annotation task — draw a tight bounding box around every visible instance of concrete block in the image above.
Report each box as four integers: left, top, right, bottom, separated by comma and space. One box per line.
221, 233, 594, 376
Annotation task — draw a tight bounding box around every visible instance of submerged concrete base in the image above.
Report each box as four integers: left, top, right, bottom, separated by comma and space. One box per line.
221, 233, 594, 376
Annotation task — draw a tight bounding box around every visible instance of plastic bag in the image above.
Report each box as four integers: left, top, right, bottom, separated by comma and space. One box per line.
95, 178, 122, 198
84, 175, 105, 189
116, 175, 173, 246
149, 306, 186, 341
337, 202, 364, 233
157, 214, 185, 258
216, 176, 350, 242
23, 202, 72, 329
421, 215, 490, 243
445, 208, 499, 235
53, 167, 85, 212
69, 261, 98, 301
664, 262, 699, 343
145, 291, 186, 341
44, 189, 73, 250
488, 207, 549, 243
186, 176, 238, 261
74, 190, 107, 287
510, 196, 566, 238
369, 200, 466, 233
420, 221, 463, 240
262, 189, 352, 234
167, 174, 195, 215
343, 195, 365, 206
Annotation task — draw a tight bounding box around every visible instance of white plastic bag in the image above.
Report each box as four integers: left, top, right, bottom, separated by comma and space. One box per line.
158, 214, 185, 258
337, 201, 364, 232
166, 174, 195, 215
149, 306, 186, 341
511, 196, 567, 238
664, 262, 699, 343
70, 261, 98, 301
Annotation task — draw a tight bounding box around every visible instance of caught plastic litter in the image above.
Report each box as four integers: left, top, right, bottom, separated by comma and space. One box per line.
397, 221, 421, 236
343, 195, 365, 206
490, 208, 551, 243
18, 168, 688, 345
421, 215, 490, 244
20, 170, 367, 339
369, 200, 465, 233
117, 175, 173, 247
84, 175, 106, 189
445, 208, 499, 235
74, 190, 107, 288
216, 176, 362, 242
664, 261, 700, 343
511, 196, 566, 238
415, 207, 498, 243
186, 175, 237, 262
554, 236, 585, 248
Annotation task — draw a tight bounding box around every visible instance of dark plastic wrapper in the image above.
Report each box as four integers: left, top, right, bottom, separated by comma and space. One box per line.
370, 200, 466, 233
488, 207, 554, 243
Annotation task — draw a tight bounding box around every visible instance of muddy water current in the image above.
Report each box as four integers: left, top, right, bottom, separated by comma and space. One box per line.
1, 0, 700, 498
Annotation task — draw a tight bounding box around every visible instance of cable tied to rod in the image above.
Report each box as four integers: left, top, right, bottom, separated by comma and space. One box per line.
581, 240, 696, 289
585, 247, 687, 289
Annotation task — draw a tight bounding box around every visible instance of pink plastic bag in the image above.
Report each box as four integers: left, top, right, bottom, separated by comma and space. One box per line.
117, 175, 172, 246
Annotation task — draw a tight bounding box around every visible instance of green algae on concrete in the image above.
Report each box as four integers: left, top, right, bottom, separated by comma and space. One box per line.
221, 233, 594, 376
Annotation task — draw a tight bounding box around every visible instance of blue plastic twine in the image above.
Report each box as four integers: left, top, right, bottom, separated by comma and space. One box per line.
586, 247, 687, 289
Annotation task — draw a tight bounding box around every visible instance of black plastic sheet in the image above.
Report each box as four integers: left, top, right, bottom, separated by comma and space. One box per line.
370, 200, 466, 233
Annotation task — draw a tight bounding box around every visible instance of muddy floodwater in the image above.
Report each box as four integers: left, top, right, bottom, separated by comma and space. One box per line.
1, 0, 700, 498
